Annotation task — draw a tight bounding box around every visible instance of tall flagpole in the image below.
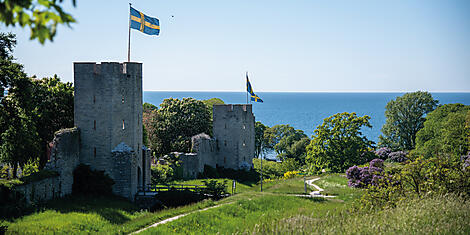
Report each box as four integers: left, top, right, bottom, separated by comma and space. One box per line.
127, 3, 132, 62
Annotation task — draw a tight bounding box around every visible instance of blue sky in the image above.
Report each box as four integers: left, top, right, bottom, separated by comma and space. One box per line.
4, 0, 470, 92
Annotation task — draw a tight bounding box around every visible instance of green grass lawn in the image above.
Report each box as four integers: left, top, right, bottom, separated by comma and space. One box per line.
141, 194, 334, 235
4, 174, 467, 234
2, 195, 219, 234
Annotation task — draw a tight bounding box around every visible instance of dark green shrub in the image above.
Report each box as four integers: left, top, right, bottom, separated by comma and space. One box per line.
72, 164, 114, 195
0, 179, 27, 219
155, 189, 205, 208
151, 164, 174, 184
201, 179, 228, 199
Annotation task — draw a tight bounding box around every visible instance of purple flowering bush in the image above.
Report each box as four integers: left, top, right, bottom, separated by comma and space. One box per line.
375, 147, 392, 160
389, 151, 408, 163
346, 159, 385, 188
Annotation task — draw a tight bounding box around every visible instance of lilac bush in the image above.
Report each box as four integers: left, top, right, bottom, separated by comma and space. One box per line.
389, 151, 408, 163
346, 159, 384, 188
369, 159, 384, 169
375, 147, 392, 160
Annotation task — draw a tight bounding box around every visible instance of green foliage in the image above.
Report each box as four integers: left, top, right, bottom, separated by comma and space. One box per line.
252, 158, 300, 179
20, 169, 58, 184
21, 158, 39, 177
254, 121, 267, 158
1, 34, 74, 172
264, 124, 310, 163
151, 164, 174, 185
72, 164, 114, 195
199, 165, 259, 183
201, 179, 228, 199
0, 164, 10, 179
0, 0, 76, 43
143, 102, 157, 112
379, 91, 438, 151
146, 98, 211, 157
306, 112, 375, 173
414, 103, 470, 158
360, 155, 470, 210
202, 97, 224, 117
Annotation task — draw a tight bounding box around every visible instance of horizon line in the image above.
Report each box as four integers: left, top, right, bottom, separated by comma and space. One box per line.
143, 90, 470, 93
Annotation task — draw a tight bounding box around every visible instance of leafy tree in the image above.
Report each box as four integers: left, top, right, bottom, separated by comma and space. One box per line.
0, 0, 76, 43
306, 112, 375, 173
379, 91, 438, 151
0, 102, 39, 177
0, 32, 23, 99
264, 124, 309, 163
30, 75, 74, 168
254, 121, 268, 158
147, 98, 211, 157
414, 103, 470, 158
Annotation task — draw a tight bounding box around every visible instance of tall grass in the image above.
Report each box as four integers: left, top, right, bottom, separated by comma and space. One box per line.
142, 194, 335, 235
314, 174, 363, 202
245, 194, 470, 234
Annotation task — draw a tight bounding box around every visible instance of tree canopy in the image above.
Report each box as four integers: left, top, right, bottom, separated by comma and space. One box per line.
0, 0, 76, 43
306, 112, 375, 173
414, 103, 470, 158
145, 98, 211, 157
0, 33, 74, 176
263, 124, 309, 163
379, 91, 438, 151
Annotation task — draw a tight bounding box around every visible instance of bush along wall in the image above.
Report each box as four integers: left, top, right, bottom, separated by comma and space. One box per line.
72, 164, 114, 195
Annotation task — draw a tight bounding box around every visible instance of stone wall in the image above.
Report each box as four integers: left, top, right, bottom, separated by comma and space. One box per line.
15, 128, 80, 204
14, 176, 60, 205
45, 127, 80, 197
112, 142, 138, 201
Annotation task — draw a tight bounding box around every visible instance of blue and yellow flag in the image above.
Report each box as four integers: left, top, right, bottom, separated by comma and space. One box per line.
130, 7, 160, 36
246, 73, 254, 95
246, 72, 263, 103
251, 94, 263, 103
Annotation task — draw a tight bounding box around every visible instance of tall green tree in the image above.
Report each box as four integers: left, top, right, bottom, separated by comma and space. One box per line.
379, 91, 438, 151
30, 75, 74, 168
254, 121, 268, 158
147, 98, 211, 157
414, 103, 470, 158
306, 112, 375, 173
0, 0, 76, 43
0, 98, 39, 177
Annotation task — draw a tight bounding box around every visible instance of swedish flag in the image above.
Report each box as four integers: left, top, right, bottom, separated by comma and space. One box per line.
246, 73, 254, 95
130, 7, 160, 36
251, 94, 263, 103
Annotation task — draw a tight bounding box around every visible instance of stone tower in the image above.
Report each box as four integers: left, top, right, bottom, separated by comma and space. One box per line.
213, 104, 255, 169
74, 62, 150, 200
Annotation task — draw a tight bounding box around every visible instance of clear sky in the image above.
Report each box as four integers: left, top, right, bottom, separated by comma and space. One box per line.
3, 0, 470, 92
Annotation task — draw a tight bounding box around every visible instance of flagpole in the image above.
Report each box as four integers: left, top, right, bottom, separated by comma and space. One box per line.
127, 3, 132, 62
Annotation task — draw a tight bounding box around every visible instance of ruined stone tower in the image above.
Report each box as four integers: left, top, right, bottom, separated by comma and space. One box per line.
213, 104, 255, 169
74, 62, 150, 200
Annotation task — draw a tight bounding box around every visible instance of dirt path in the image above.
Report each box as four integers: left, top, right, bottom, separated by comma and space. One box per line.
130, 202, 234, 234
305, 178, 336, 198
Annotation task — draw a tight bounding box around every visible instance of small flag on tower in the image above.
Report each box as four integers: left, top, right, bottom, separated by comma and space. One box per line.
246, 72, 263, 103
130, 7, 160, 36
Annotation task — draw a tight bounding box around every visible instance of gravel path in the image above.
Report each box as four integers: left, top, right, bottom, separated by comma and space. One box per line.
305, 178, 336, 198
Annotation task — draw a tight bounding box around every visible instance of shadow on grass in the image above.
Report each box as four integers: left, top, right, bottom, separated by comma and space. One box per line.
3, 194, 138, 225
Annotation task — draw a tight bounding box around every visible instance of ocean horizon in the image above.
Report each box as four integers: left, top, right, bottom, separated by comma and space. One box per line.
143, 91, 470, 145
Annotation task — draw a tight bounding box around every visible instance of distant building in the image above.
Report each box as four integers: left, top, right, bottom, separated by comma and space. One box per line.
179, 104, 255, 179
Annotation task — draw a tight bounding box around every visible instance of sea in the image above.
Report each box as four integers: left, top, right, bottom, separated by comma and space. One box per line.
143, 91, 470, 144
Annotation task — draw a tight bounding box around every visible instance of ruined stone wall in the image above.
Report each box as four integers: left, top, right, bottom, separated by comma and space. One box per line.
213, 104, 255, 169
15, 128, 80, 204
14, 176, 60, 205
179, 153, 200, 179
